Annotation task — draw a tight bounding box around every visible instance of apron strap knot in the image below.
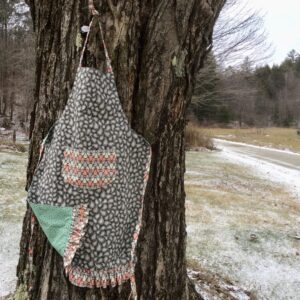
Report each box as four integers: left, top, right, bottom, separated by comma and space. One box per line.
79, 0, 113, 74
88, 0, 99, 16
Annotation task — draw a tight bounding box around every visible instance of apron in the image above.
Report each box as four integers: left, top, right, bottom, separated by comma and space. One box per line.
27, 15, 151, 298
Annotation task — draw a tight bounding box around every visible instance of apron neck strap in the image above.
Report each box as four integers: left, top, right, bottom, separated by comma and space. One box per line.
79, 1, 113, 74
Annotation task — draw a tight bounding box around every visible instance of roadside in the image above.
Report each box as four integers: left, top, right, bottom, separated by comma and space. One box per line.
185, 151, 300, 300
201, 127, 300, 153
214, 138, 300, 198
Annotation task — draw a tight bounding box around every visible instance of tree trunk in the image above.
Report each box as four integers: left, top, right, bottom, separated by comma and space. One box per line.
1, 6, 9, 116
2, 91, 8, 115
9, 91, 15, 121
17, 0, 225, 299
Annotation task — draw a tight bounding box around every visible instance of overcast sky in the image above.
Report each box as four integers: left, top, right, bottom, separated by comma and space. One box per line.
249, 0, 300, 65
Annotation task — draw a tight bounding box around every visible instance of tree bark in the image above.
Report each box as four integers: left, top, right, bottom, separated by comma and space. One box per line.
17, 0, 225, 299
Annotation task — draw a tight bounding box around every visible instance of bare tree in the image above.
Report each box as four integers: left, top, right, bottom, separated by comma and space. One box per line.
213, 0, 273, 66
191, 0, 273, 125
0, 0, 34, 130
16, 0, 225, 299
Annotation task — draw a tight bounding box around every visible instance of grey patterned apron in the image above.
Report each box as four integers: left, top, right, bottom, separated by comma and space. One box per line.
27, 14, 151, 298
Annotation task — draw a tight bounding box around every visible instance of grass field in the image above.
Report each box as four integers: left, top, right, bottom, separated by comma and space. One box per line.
0, 150, 27, 297
185, 151, 300, 300
201, 127, 300, 152
1, 147, 300, 299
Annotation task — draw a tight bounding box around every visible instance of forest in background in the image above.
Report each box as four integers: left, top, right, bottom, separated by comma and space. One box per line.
1, 1, 300, 299
0, 0, 300, 134
0, 0, 34, 133
190, 50, 300, 127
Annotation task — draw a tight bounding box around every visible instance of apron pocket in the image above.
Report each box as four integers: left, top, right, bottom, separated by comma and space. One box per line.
62, 148, 117, 188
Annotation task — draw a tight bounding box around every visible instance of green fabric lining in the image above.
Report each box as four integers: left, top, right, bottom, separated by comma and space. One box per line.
29, 202, 73, 256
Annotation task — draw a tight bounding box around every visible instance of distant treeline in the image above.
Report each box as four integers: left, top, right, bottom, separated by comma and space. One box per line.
190, 50, 300, 128
0, 0, 34, 130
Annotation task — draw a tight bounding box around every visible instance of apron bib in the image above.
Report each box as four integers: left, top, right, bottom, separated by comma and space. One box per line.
27, 15, 151, 298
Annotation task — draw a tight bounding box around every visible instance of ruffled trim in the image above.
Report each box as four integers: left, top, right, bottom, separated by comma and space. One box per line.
63, 147, 152, 300
65, 263, 135, 288
63, 204, 89, 268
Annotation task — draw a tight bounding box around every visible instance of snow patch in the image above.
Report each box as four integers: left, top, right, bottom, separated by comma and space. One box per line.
220, 149, 300, 198
214, 139, 300, 199
214, 138, 300, 156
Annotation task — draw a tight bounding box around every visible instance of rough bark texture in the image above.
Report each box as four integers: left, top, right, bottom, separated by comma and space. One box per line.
17, 0, 225, 299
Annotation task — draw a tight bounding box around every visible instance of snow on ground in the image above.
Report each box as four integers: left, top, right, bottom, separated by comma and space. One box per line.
214, 139, 300, 199
214, 138, 300, 155
1, 141, 300, 298
0, 151, 27, 298
185, 151, 300, 300
0, 222, 24, 297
